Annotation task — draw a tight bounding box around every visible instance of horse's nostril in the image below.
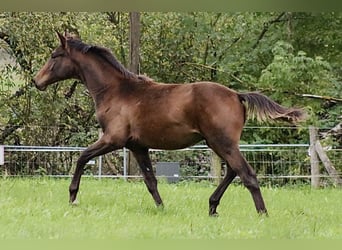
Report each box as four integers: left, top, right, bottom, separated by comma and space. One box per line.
33, 80, 46, 91
37, 85, 47, 91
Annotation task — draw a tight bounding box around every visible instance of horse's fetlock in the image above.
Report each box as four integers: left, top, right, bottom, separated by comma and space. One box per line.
209, 196, 219, 207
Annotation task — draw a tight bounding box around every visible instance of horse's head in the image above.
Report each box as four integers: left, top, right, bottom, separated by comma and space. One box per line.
34, 31, 78, 91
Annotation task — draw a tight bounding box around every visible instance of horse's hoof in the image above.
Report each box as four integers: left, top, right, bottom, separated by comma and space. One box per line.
258, 210, 269, 217
209, 212, 219, 217
209, 206, 219, 217
70, 199, 79, 206
156, 203, 164, 210
209, 209, 219, 217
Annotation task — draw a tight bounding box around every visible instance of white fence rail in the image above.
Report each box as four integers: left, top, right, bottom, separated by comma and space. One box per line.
1, 143, 341, 186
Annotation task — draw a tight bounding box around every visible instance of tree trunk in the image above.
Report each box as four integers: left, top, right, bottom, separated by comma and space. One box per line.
127, 12, 141, 177
309, 126, 320, 188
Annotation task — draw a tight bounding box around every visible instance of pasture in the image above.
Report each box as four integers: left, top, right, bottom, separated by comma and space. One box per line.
0, 177, 341, 239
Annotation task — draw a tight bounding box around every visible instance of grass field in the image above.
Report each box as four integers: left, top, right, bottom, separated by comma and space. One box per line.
0, 177, 342, 239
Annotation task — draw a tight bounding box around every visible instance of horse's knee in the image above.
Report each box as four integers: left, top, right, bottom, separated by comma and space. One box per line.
236, 168, 259, 190
241, 174, 260, 191
246, 180, 260, 191
76, 155, 89, 168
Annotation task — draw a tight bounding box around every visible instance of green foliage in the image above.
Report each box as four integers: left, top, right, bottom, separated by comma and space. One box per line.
0, 12, 341, 168
258, 40, 339, 127
140, 12, 271, 86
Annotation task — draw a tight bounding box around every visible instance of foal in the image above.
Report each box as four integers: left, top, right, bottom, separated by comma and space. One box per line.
34, 32, 306, 216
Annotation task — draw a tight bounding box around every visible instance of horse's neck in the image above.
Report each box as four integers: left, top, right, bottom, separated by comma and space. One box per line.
77, 57, 122, 102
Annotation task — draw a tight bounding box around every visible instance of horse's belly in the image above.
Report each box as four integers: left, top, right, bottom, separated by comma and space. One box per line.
138, 128, 203, 150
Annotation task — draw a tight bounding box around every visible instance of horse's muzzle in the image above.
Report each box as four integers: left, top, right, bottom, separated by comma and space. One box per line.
33, 77, 47, 91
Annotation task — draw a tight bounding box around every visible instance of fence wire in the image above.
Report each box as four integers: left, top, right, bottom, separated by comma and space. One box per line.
2, 144, 341, 186
1, 125, 341, 186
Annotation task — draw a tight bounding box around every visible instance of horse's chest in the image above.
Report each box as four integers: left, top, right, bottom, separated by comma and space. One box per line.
95, 106, 124, 129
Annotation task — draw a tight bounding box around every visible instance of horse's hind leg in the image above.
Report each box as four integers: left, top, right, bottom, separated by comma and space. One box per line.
209, 142, 267, 215
209, 164, 237, 216
131, 148, 163, 207
229, 149, 267, 214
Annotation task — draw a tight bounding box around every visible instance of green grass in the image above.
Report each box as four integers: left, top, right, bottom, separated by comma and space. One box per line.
0, 177, 342, 239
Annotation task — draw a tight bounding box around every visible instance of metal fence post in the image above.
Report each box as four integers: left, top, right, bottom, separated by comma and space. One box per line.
98, 128, 103, 179
0, 145, 4, 165
123, 147, 127, 180
98, 155, 102, 178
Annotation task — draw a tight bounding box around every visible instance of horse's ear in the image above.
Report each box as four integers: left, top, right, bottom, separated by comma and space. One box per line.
56, 31, 66, 48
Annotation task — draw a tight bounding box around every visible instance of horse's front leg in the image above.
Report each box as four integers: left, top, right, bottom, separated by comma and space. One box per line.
69, 135, 119, 204
131, 147, 163, 207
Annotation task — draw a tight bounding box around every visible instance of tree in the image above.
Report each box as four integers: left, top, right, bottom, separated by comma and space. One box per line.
1, 12, 341, 149
0, 12, 129, 146
258, 41, 339, 126
127, 12, 141, 176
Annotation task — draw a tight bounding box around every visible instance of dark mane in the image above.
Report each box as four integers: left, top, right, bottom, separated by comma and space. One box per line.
67, 38, 149, 82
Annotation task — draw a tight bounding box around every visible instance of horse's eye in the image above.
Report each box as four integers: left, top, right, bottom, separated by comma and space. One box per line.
51, 52, 63, 59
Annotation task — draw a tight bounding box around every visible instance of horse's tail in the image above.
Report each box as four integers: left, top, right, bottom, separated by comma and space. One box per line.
238, 92, 307, 124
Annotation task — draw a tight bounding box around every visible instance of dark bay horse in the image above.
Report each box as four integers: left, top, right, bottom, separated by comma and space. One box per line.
34, 32, 306, 216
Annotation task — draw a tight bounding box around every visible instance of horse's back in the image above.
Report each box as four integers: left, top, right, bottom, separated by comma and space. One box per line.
143, 80, 245, 133
110, 80, 245, 149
